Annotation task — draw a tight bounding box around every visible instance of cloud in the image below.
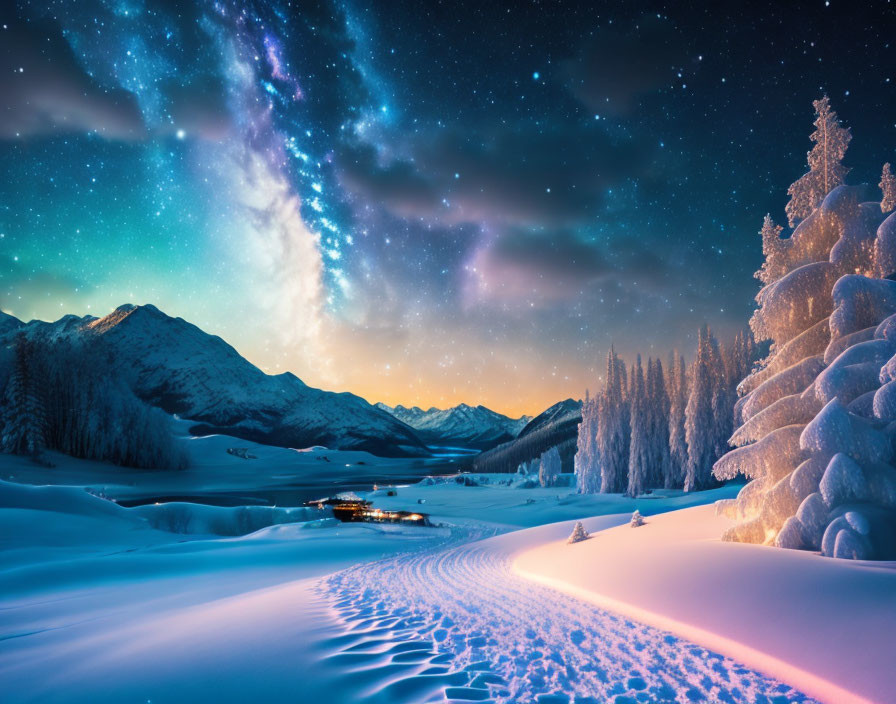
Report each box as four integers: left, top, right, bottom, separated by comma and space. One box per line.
0, 18, 145, 140
560, 15, 686, 116
464, 228, 676, 306
337, 127, 652, 228
338, 143, 440, 215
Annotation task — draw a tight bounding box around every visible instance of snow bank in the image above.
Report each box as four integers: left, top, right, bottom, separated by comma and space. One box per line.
132, 502, 327, 535
513, 504, 896, 704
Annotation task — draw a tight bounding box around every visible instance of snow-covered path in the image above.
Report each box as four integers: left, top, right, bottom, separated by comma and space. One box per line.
319, 528, 818, 704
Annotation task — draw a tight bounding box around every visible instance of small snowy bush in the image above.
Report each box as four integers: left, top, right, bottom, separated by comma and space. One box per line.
568, 521, 589, 544
630, 510, 645, 527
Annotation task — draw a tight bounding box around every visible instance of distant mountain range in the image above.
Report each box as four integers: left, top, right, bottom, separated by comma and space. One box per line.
376, 402, 531, 451
0, 303, 580, 459
0, 304, 428, 457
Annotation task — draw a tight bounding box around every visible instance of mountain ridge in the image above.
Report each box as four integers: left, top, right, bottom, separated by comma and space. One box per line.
0, 304, 429, 457
376, 401, 530, 450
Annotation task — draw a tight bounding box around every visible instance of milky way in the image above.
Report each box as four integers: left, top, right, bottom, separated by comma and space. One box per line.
2, 1, 895, 415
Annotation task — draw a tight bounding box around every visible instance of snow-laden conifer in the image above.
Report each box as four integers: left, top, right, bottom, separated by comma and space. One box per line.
785, 96, 851, 227
627, 356, 650, 497
575, 388, 601, 493
539, 446, 561, 488
667, 352, 689, 489
685, 326, 720, 492
880, 163, 896, 213
598, 348, 629, 493
567, 521, 590, 544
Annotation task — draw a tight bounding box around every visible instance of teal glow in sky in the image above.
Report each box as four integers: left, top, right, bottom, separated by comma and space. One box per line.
2, 1, 895, 415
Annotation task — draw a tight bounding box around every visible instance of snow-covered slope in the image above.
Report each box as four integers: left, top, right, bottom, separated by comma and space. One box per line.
472, 398, 583, 473
376, 402, 529, 450
0, 310, 23, 336
517, 397, 582, 437
1, 304, 428, 457
515, 503, 896, 704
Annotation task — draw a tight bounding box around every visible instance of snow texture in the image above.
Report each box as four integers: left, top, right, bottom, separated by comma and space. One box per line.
323, 524, 814, 704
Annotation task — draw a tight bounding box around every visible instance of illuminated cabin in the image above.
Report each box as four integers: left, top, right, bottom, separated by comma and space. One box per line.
306, 497, 430, 526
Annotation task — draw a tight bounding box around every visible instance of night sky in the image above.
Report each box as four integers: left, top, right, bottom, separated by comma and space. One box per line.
2, 1, 895, 416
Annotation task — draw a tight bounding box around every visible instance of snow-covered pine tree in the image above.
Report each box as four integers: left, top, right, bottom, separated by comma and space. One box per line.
630, 509, 645, 527
711, 334, 734, 461
729, 329, 758, 427
598, 347, 629, 493
26, 338, 188, 470
685, 325, 720, 492
539, 446, 561, 488
646, 357, 671, 488
627, 355, 650, 497
756, 215, 786, 285
667, 351, 689, 488
881, 163, 896, 214
785, 96, 851, 228
575, 388, 601, 493
1, 334, 45, 457
567, 521, 590, 543
714, 98, 896, 559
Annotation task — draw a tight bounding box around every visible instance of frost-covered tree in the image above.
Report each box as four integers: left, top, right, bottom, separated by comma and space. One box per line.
785, 96, 851, 228
714, 99, 896, 559
539, 446, 561, 488
1, 337, 188, 470
756, 215, 786, 285
710, 339, 734, 461
627, 355, 650, 497
646, 358, 671, 488
598, 348, 629, 493
630, 509, 645, 527
575, 388, 601, 493
568, 521, 590, 544
0, 334, 45, 457
667, 351, 689, 488
685, 326, 721, 492
881, 163, 896, 213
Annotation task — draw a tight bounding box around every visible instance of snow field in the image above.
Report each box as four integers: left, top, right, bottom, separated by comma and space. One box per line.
320, 519, 818, 704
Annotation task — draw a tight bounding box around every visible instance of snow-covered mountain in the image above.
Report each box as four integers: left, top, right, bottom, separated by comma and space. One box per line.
376, 402, 530, 450
0, 304, 428, 457
518, 398, 582, 438
472, 398, 582, 473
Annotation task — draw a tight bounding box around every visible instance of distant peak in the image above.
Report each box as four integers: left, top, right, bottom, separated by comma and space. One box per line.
87, 302, 172, 334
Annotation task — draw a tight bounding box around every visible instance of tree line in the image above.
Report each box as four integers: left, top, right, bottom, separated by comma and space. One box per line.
575, 326, 757, 496
0, 333, 188, 469
472, 411, 580, 475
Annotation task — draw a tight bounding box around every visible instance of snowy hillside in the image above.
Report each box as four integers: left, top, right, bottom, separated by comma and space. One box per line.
518, 397, 582, 437
473, 398, 582, 473
0, 304, 428, 457
376, 402, 530, 450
